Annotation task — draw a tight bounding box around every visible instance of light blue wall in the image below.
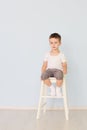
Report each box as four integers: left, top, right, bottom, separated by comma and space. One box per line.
0, 0, 87, 107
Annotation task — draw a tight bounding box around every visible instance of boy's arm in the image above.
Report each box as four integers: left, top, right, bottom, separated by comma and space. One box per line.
62, 62, 67, 75
41, 61, 47, 73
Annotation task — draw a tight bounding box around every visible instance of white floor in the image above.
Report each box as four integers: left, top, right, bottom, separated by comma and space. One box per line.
0, 110, 87, 130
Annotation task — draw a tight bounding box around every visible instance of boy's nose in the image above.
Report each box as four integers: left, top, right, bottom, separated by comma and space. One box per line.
53, 46, 55, 47
52, 43, 54, 46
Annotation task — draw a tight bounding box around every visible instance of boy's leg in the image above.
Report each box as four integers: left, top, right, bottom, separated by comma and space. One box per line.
41, 69, 55, 96
44, 79, 51, 86
56, 80, 63, 97
41, 69, 51, 86
41, 69, 53, 86
56, 80, 63, 87
54, 69, 63, 96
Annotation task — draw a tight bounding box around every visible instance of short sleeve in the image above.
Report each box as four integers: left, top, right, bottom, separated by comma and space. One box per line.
43, 52, 49, 62
61, 53, 67, 63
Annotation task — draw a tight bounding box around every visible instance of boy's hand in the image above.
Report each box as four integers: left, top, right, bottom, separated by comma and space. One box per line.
63, 70, 67, 75
62, 62, 67, 75
41, 61, 47, 73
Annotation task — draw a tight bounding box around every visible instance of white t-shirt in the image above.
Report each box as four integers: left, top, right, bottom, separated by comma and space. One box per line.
43, 51, 67, 71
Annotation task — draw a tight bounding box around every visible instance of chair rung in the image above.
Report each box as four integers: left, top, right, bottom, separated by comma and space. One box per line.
42, 96, 63, 98
41, 102, 47, 107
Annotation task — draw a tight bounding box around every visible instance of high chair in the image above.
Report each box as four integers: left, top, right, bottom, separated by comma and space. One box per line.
36, 75, 69, 120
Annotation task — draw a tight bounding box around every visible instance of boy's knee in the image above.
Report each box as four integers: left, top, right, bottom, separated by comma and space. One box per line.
41, 72, 49, 80
56, 80, 63, 86
54, 70, 63, 80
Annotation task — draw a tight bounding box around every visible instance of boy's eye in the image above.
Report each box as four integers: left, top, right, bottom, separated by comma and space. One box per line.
50, 42, 58, 44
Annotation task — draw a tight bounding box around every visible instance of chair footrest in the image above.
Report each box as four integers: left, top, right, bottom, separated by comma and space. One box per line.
42, 95, 63, 98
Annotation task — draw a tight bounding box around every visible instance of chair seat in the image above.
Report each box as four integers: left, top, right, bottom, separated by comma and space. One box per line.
49, 75, 66, 83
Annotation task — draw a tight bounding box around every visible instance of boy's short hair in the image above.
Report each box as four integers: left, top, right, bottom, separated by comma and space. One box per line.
49, 33, 61, 41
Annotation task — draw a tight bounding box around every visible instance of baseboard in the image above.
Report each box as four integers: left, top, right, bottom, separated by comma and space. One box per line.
0, 106, 87, 110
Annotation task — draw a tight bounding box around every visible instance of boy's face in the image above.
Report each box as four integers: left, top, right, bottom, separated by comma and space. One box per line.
49, 38, 61, 50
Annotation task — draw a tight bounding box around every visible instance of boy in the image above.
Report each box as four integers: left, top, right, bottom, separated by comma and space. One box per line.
41, 33, 67, 97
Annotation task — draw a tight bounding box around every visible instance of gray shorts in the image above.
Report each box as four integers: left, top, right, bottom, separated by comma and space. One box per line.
41, 68, 63, 80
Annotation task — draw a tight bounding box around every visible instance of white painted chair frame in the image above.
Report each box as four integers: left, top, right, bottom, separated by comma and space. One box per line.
36, 75, 69, 120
